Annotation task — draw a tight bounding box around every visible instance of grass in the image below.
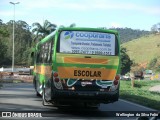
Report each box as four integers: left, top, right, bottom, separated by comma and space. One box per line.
120, 80, 160, 110
122, 34, 160, 63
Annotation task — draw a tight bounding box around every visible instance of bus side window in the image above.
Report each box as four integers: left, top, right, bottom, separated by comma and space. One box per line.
48, 40, 54, 63
50, 45, 54, 63
47, 42, 52, 63
43, 43, 48, 63
38, 45, 44, 63
36, 52, 39, 63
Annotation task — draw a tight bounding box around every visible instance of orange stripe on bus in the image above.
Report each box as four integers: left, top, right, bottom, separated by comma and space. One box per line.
64, 57, 108, 64
58, 67, 116, 80
34, 65, 52, 77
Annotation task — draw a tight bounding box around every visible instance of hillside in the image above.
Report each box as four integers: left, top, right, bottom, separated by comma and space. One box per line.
109, 28, 150, 43
122, 34, 160, 65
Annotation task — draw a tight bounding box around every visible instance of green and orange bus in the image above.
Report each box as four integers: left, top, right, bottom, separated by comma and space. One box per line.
31, 27, 120, 107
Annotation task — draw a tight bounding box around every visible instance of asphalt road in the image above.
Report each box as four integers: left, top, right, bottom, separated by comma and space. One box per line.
0, 83, 159, 120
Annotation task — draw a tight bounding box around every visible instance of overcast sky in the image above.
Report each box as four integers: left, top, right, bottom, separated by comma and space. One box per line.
0, 0, 160, 30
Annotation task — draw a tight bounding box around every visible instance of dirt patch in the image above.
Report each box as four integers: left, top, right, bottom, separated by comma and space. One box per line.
149, 85, 160, 93
0, 73, 33, 83
13, 75, 33, 83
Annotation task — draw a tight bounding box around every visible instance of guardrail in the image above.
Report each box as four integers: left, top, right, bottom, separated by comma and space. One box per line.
0, 68, 33, 82
0, 67, 30, 72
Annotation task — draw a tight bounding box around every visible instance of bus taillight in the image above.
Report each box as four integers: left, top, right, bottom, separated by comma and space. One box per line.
53, 72, 60, 82
114, 75, 120, 85
115, 75, 120, 80
53, 72, 58, 77
113, 80, 119, 85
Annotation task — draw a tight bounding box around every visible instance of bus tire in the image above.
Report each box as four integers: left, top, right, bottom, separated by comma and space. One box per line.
35, 78, 41, 97
36, 91, 41, 97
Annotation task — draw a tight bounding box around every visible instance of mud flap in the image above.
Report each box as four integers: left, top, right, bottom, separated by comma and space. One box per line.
42, 83, 53, 106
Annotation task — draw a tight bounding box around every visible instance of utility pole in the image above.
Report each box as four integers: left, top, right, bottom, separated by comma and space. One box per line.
9, 2, 20, 72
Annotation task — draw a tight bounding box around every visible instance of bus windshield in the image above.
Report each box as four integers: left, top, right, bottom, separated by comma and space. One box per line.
59, 31, 116, 56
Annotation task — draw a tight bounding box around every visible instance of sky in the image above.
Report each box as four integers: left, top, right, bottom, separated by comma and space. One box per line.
0, 0, 160, 31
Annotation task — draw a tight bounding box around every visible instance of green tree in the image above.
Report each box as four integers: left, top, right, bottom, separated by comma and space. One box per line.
69, 23, 76, 27
0, 41, 8, 65
4, 20, 33, 65
0, 19, 34, 66
109, 27, 150, 43
120, 47, 133, 75
15, 20, 33, 65
0, 19, 3, 25
59, 23, 76, 28
0, 20, 9, 65
32, 20, 57, 42
148, 58, 157, 69
151, 23, 160, 33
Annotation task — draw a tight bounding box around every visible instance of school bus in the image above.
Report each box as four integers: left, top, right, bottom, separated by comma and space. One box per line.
31, 27, 120, 107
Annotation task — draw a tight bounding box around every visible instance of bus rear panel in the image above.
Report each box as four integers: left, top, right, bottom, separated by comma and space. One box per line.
32, 28, 120, 106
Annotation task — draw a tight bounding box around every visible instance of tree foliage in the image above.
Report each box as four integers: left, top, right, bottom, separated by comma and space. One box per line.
109, 28, 150, 43
0, 20, 9, 66
0, 18, 158, 70
151, 23, 160, 33
120, 47, 133, 75
32, 20, 57, 42
0, 41, 8, 65
59, 23, 76, 28
147, 57, 160, 72
0, 19, 59, 66
0, 20, 33, 66
69, 23, 76, 28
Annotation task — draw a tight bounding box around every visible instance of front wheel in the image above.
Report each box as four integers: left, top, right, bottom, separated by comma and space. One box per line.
36, 91, 41, 97
34, 77, 41, 97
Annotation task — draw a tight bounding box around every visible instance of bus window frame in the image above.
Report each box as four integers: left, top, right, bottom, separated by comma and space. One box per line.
36, 39, 54, 64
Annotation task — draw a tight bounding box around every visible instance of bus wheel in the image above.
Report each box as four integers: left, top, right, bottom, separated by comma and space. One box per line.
36, 91, 41, 97
33, 76, 36, 89
35, 80, 41, 97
